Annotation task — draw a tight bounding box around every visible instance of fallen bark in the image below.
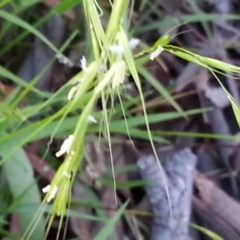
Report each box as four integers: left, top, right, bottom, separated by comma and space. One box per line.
193, 171, 240, 240
137, 148, 196, 240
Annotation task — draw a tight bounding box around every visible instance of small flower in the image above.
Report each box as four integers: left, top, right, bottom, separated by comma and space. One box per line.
88, 115, 97, 124
111, 60, 126, 88
66, 61, 74, 68
55, 135, 74, 158
42, 185, 50, 193
109, 39, 139, 56
56, 53, 67, 64
67, 86, 78, 101
42, 185, 58, 203
129, 38, 140, 49
80, 56, 88, 72
63, 171, 72, 179
56, 54, 74, 67
150, 46, 164, 60
109, 44, 124, 55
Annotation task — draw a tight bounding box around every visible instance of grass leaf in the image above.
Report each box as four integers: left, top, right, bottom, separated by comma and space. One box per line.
0, 9, 59, 53
94, 201, 128, 240
2, 148, 44, 240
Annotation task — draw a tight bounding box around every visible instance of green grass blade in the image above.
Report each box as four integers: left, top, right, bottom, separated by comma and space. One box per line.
0, 9, 59, 53
94, 201, 128, 240
139, 67, 184, 114
53, 0, 82, 13
2, 148, 44, 240
191, 224, 224, 240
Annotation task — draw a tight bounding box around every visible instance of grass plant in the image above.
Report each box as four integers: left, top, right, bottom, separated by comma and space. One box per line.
0, 0, 240, 239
